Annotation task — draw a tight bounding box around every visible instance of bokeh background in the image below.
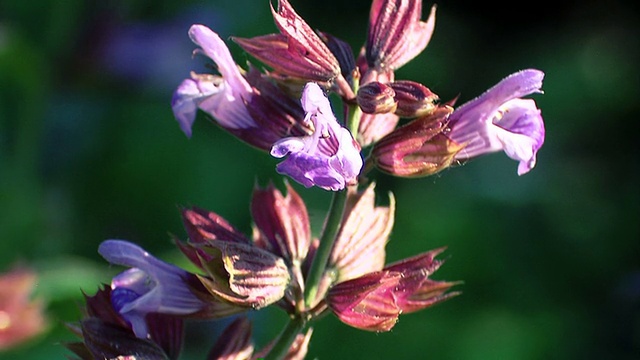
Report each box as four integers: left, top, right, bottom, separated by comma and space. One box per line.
1, 0, 639, 359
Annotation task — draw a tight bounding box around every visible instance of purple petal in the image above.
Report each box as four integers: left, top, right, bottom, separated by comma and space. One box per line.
171, 78, 218, 138
99, 240, 205, 338
492, 99, 545, 175
271, 137, 306, 158
451, 69, 544, 124
188, 25, 251, 94
448, 69, 546, 175
270, 83, 363, 191
173, 25, 255, 132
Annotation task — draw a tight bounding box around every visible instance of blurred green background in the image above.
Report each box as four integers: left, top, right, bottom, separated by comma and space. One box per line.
1, 0, 638, 359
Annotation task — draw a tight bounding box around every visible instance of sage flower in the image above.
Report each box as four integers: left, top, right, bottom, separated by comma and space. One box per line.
172, 25, 254, 137
98, 240, 209, 338
447, 69, 545, 175
172, 24, 310, 149
271, 82, 363, 191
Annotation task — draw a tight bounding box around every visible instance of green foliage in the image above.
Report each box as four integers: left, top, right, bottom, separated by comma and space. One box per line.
0, 0, 638, 359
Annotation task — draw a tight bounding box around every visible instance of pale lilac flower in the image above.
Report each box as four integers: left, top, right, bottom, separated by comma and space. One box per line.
271, 83, 363, 191
99, 240, 207, 338
171, 24, 254, 138
447, 69, 545, 175
172, 24, 311, 150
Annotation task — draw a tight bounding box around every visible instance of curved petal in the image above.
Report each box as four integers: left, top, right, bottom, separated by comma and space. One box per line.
99, 240, 206, 338
448, 70, 546, 175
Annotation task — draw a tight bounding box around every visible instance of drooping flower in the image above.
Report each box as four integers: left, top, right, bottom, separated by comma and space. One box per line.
98, 240, 214, 338
172, 25, 254, 137
446, 69, 546, 175
271, 82, 363, 191
172, 24, 310, 149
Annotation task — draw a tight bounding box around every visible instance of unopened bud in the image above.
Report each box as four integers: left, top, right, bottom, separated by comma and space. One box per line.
357, 82, 398, 114
372, 106, 464, 177
389, 80, 439, 118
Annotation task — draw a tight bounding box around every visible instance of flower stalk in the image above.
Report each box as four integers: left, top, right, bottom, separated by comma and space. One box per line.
304, 189, 348, 307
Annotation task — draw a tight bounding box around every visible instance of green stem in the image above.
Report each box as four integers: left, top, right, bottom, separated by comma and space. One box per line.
347, 104, 362, 137
304, 189, 348, 307
264, 316, 306, 360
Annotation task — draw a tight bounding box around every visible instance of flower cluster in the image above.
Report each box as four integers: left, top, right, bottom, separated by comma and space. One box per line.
68, 0, 545, 359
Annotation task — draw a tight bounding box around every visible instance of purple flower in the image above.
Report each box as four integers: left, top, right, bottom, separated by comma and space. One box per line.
172, 24, 311, 150
98, 240, 207, 338
271, 83, 363, 191
447, 69, 546, 175
171, 25, 254, 138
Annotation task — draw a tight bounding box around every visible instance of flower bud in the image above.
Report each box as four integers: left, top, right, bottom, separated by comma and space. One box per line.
389, 80, 439, 118
198, 241, 290, 309
356, 82, 397, 114
372, 105, 464, 177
